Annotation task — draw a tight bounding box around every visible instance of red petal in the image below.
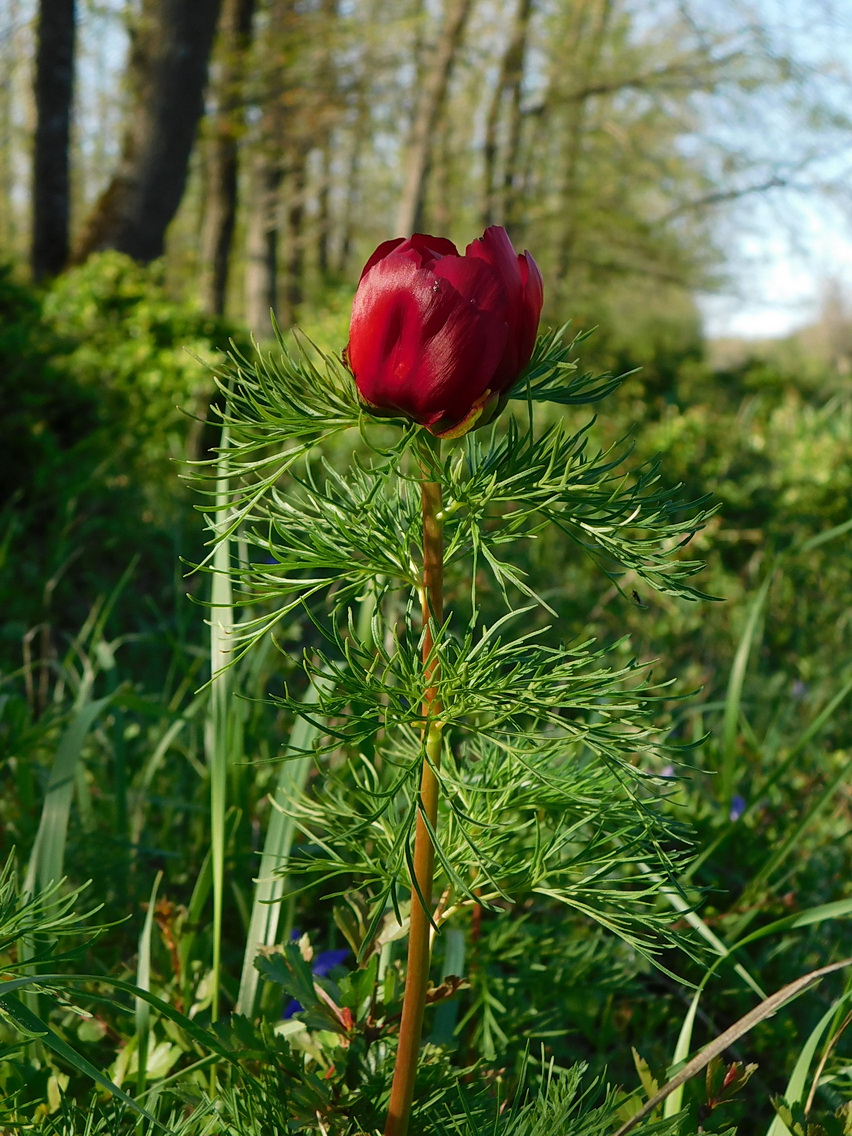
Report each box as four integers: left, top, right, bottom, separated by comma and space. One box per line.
358, 237, 406, 281
347, 255, 507, 429
465, 226, 524, 295
404, 233, 459, 267
433, 256, 509, 320
521, 251, 543, 314
465, 228, 543, 389
366, 233, 458, 274
517, 250, 544, 362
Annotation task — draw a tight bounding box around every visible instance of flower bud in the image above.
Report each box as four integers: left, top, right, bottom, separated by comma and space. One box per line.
345, 226, 543, 438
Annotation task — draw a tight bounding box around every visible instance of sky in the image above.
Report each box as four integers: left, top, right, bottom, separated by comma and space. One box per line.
700, 199, 852, 339
696, 0, 852, 340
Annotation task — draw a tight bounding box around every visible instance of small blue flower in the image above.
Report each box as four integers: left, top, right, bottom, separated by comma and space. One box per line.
310, 947, 350, 978
729, 794, 746, 822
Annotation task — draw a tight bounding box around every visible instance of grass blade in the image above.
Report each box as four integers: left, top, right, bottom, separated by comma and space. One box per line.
24, 694, 116, 897
136, 870, 162, 1098
204, 420, 239, 1024
429, 926, 466, 1045
662, 986, 701, 1119
766, 989, 852, 1136
664, 898, 852, 1117
685, 672, 852, 885
613, 958, 852, 1136
730, 754, 852, 940
720, 569, 773, 808
235, 676, 331, 1018
178, 808, 242, 999
637, 862, 764, 998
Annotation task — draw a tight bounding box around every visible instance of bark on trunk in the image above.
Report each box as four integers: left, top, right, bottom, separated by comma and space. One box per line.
553, 0, 614, 282
31, 0, 76, 280
244, 151, 282, 339
73, 0, 222, 264
502, 0, 533, 234
481, 0, 533, 230
316, 144, 332, 279
431, 119, 452, 233
314, 0, 339, 280
337, 97, 367, 275
337, 0, 379, 274
200, 0, 257, 316
396, 0, 474, 236
281, 148, 306, 324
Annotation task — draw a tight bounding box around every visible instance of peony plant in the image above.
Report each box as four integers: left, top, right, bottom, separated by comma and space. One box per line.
204, 226, 716, 1135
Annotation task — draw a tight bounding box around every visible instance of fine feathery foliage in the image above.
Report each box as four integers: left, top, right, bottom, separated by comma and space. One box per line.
433, 1056, 693, 1136
194, 328, 717, 971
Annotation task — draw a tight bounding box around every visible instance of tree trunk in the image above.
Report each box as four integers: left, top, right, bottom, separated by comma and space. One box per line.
396, 0, 474, 236
281, 147, 306, 324
501, 0, 534, 236
316, 143, 332, 279
1, 0, 24, 252
314, 0, 340, 282
336, 0, 381, 273
200, 0, 257, 316
430, 118, 452, 233
31, 0, 76, 280
337, 94, 368, 276
244, 150, 282, 339
553, 0, 615, 283
481, 0, 533, 231
73, 0, 222, 264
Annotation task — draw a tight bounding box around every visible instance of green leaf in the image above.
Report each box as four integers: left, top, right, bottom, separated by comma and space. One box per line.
255, 941, 321, 1010
632, 1047, 661, 1100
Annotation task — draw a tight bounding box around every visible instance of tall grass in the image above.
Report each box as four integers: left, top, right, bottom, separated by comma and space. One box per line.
2, 365, 850, 1132
204, 425, 237, 1026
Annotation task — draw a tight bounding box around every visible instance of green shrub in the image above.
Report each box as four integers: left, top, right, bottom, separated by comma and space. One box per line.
0, 265, 101, 505
1, 254, 245, 679
42, 251, 240, 491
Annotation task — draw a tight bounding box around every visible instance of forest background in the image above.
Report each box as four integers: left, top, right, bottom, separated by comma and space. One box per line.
1, 0, 851, 1132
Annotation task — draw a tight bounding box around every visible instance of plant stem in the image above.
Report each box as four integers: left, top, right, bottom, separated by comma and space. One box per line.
384, 449, 444, 1136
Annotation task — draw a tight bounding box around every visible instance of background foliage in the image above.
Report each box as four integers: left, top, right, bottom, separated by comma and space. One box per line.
1, 0, 851, 1130
1, 258, 850, 1132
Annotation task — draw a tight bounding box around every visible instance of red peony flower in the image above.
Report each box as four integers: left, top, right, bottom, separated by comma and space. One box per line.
345, 226, 543, 438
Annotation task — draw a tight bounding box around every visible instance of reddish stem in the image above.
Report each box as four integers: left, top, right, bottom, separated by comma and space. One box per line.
384, 459, 444, 1136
